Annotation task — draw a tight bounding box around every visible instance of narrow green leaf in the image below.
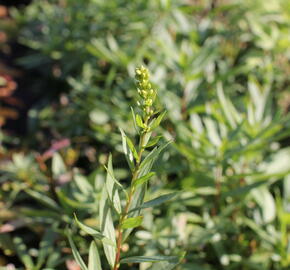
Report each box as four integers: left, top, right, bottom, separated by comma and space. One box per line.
133, 172, 155, 188
105, 154, 121, 214
121, 255, 178, 264
136, 114, 145, 128
120, 128, 134, 171
222, 180, 267, 199
139, 141, 171, 171
126, 136, 139, 161
74, 174, 93, 195
67, 233, 88, 270
217, 82, 239, 128
56, 189, 88, 210
131, 107, 139, 134
104, 163, 128, 199
99, 187, 116, 267
88, 241, 102, 270
129, 193, 178, 213
25, 190, 60, 212
145, 136, 162, 148
74, 215, 115, 247
121, 216, 143, 229
149, 111, 166, 131
147, 252, 185, 270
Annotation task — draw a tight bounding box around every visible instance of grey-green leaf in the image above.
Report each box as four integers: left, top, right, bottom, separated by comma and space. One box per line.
129, 193, 178, 213
67, 233, 88, 270
99, 186, 116, 267
121, 255, 178, 264
139, 141, 171, 171
120, 128, 134, 171
105, 154, 121, 214
88, 241, 102, 270
25, 190, 60, 212
74, 215, 115, 247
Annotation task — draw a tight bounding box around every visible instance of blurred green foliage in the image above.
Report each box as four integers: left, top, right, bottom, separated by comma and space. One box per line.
1, 0, 290, 269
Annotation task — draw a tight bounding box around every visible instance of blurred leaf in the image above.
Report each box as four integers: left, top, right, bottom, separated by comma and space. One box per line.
88, 241, 102, 270
67, 233, 88, 270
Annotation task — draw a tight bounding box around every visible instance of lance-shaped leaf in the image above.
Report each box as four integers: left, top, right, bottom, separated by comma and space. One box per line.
74, 214, 115, 247
67, 233, 88, 270
129, 193, 178, 213
139, 141, 171, 171
145, 136, 162, 148
136, 114, 146, 128
147, 252, 185, 270
25, 190, 60, 212
120, 128, 134, 171
99, 187, 116, 268
149, 111, 167, 131
133, 172, 155, 188
126, 136, 139, 161
121, 255, 179, 264
131, 107, 140, 134
121, 216, 143, 229
105, 154, 121, 214
88, 241, 102, 270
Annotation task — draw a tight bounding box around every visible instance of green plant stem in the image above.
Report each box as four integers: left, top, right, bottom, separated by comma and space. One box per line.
113, 119, 149, 270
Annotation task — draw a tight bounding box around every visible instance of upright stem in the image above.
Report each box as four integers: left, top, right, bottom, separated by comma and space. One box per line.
113, 119, 148, 270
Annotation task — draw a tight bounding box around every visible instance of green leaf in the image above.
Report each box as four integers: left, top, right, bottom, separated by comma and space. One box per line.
25, 190, 60, 212
88, 241, 102, 270
136, 114, 145, 128
105, 154, 122, 214
131, 107, 139, 134
104, 162, 128, 199
149, 111, 166, 131
145, 136, 162, 148
74, 174, 93, 195
126, 136, 139, 161
147, 252, 185, 270
121, 216, 143, 229
121, 255, 178, 264
139, 141, 171, 171
129, 193, 178, 213
99, 186, 116, 267
222, 180, 267, 199
74, 214, 115, 247
56, 189, 88, 211
133, 172, 155, 188
13, 237, 35, 269
217, 82, 240, 128
120, 128, 134, 171
67, 232, 88, 270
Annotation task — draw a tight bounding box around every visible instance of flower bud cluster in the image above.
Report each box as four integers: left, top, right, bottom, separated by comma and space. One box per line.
135, 66, 156, 118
